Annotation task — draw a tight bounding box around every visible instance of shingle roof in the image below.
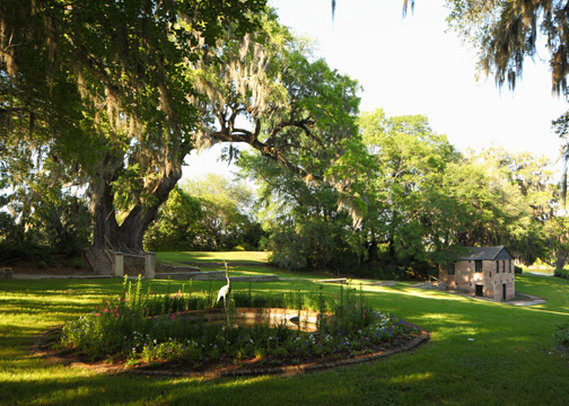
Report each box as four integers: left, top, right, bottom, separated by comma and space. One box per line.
456, 246, 513, 261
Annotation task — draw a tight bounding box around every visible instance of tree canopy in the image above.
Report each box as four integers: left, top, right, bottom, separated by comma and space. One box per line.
401, 1, 569, 94
444, 0, 569, 94
1, 3, 361, 255
240, 107, 560, 277
1, 0, 269, 252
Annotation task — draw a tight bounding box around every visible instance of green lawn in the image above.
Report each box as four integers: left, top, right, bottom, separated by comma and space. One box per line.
157, 250, 270, 265
156, 251, 332, 280
2, 252, 569, 405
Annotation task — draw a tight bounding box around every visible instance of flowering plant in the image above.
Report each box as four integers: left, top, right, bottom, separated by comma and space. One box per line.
60, 277, 418, 367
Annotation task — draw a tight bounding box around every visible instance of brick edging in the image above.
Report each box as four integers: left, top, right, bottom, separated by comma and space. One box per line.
33, 323, 429, 379
131, 328, 430, 379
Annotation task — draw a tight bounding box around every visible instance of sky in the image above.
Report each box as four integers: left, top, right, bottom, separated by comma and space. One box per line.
183, 0, 568, 181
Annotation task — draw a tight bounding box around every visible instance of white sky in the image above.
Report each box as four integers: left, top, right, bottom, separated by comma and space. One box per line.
184, 0, 568, 181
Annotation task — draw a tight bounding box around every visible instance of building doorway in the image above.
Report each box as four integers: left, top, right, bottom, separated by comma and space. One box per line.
502, 283, 507, 301
475, 285, 483, 297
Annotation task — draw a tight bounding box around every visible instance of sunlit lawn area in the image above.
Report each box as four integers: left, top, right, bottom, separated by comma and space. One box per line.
157, 251, 332, 280
2, 253, 569, 404
157, 251, 270, 265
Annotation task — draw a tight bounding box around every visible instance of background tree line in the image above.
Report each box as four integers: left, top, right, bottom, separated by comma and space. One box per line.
1, 1, 569, 278
140, 108, 568, 279
143, 174, 264, 252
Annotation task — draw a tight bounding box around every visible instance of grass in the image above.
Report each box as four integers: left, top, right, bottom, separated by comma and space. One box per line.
2, 252, 569, 404
156, 251, 332, 280
156, 251, 270, 265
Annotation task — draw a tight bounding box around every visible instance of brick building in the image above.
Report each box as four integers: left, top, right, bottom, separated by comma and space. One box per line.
439, 246, 515, 301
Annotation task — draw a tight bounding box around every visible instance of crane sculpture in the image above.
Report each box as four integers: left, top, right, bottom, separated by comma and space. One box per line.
217, 260, 232, 322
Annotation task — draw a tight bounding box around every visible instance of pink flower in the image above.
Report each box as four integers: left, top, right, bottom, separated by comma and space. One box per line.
95, 313, 100, 317
170, 314, 176, 320
104, 308, 109, 314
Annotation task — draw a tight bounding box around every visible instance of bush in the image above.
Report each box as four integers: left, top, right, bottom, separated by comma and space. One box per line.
554, 268, 569, 279
0, 240, 51, 264
555, 324, 569, 347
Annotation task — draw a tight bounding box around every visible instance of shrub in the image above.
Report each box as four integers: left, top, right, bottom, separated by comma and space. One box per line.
554, 268, 569, 279
555, 324, 569, 347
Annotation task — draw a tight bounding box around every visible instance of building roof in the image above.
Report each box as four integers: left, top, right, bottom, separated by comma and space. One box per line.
456, 246, 513, 261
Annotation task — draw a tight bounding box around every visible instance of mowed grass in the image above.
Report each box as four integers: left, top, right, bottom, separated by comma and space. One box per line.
156, 251, 270, 265
1, 252, 569, 405
156, 251, 332, 280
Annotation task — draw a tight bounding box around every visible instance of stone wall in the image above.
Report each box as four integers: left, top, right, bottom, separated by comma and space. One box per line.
440, 260, 485, 292
120, 253, 146, 276
489, 260, 515, 300
439, 259, 515, 301
84, 249, 156, 276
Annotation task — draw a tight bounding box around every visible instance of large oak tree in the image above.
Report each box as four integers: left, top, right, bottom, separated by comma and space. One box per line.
1, 3, 362, 256
1, 0, 268, 253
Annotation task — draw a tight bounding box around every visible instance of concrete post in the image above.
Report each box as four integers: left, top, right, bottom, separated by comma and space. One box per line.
113, 254, 124, 277
144, 252, 156, 278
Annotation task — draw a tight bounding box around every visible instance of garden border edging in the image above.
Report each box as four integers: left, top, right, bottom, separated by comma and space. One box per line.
32, 320, 429, 379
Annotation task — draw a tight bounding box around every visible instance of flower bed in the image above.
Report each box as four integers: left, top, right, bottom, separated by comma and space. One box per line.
57, 276, 425, 373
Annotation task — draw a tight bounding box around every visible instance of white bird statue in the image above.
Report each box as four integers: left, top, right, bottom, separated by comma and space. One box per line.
217, 260, 231, 308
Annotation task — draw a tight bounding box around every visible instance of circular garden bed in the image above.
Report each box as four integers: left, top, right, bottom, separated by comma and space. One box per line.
36, 277, 429, 378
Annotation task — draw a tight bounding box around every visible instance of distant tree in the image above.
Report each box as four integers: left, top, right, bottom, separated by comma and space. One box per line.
30, 187, 91, 256
143, 187, 203, 252
359, 109, 458, 269
144, 175, 264, 251
359, 113, 549, 271
500, 150, 557, 263
419, 147, 555, 269
238, 152, 363, 271
542, 214, 569, 275
0, 143, 91, 257
182, 174, 263, 250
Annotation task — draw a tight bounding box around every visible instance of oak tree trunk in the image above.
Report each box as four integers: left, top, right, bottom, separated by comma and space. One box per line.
90, 161, 183, 253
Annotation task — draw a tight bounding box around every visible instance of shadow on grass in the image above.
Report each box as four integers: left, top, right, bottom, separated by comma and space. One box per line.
3, 276, 569, 404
